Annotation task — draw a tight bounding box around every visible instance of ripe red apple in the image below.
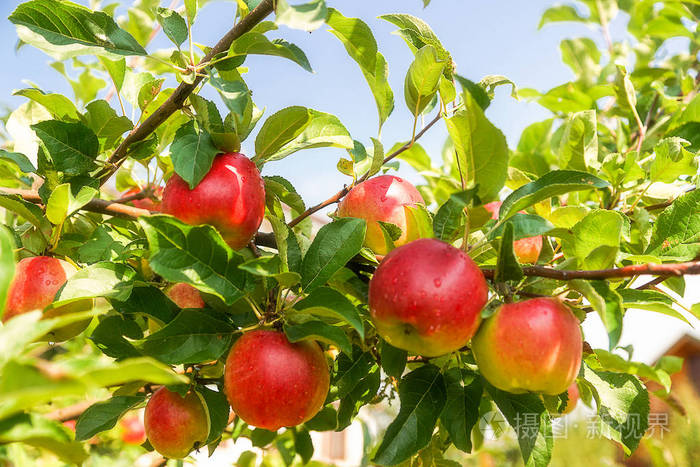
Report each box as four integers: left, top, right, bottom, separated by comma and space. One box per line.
368, 238, 488, 357
162, 152, 265, 250
337, 175, 425, 255
2, 256, 92, 341
561, 382, 580, 414
120, 411, 147, 445
166, 283, 205, 309
472, 297, 582, 395
144, 387, 208, 459
123, 186, 163, 212
224, 330, 329, 431
483, 201, 543, 263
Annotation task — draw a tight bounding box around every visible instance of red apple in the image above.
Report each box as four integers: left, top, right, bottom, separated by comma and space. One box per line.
2, 256, 92, 341
166, 283, 205, 309
561, 382, 580, 414
483, 201, 543, 263
224, 330, 329, 431
144, 387, 208, 459
337, 175, 425, 255
472, 297, 582, 395
120, 411, 147, 445
162, 152, 265, 250
123, 186, 163, 212
368, 238, 488, 357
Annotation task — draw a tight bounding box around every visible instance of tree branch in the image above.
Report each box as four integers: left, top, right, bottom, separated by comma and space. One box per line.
94, 0, 275, 184
288, 111, 443, 228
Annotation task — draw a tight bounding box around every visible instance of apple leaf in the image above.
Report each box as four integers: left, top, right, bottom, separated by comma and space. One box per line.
89, 314, 144, 360
486, 382, 553, 467
488, 213, 554, 241
433, 188, 477, 242
46, 183, 98, 225
331, 348, 375, 400
139, 215, 251, 305
56, 262, 136, 305
136, 309, 235, 364
31, 120, 99, 176
13, 88, 80, 122
379, 14, 447, 61
198, 386, 230, 445
326, 9, 394, 130
75, 395, 145, 441
170, 120, 220, 189
293, 427, 314, 464
588, 348, 681, 393
558, 110, 598, 172
0, 149, 36, 173
379, 340, 407, 379
228, 32, 312, 72
581, 364, 649, 455
373, 365, 447, 465
645, 188, 700, 261
495, 223, 524, 282
301, 218, 366, 292
111, 286, 180, 325
254, 106, 311, 161
440, 368, 483, 453
0, 413, 87, 464
404, 45, 445, 116
293, 287, 364, 338
499, 170, 610, 221
571, 279, 623, 350
275, 0, 327, 32
155, 7, 188, 48
284, 320, 352, 355
618, 288, 690, 325
0, 227, 15, 319
83, 100, 133, 151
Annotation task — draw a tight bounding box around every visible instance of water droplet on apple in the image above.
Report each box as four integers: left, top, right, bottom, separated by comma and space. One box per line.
433, 278, 442, 287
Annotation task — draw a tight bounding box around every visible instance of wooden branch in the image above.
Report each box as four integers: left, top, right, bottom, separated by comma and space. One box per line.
288, 112, 443, 228
46, 400, 95, 422
482, 261, 700, 281
94, 0, 275, 184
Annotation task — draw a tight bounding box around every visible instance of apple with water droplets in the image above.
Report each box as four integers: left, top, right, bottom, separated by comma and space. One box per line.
484, 201, 543, 263
368, 238, 488, 357
162, 152, 265, 250
338, 175, 425, 255
224, 330, 330, 431
472, 297, 582, 395
2, 256, 93, 341
144, 387, 209, 459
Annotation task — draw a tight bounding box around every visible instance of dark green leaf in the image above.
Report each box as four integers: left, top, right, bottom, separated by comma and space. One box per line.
32, 120, 99, 176
75, 395, 145, 441
170, 120, 220, 189
229, 33, 312, 72
571, 280, 623, 349
293, 427, 314, 464
379, 339, 406, 379
111, 286, 180, 325
0, 149, 36, 173
645, 189, 700, 261
285, 320, 351, 354
83, 100, 133, 150
13, 88, 80, 121
293, 286, 364, 338
198, 387, 230, 444
155, 7, 188, 47
433, 188, 477, 241
495, 223, 524, 282
441, 368, 482, 453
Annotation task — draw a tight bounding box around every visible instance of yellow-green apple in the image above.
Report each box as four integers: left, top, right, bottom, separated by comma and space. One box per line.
484, 201, 543, 263
472, 297, 582, 395
2, 256, 93, 341
337, 175, 425, 255
144, 387, 208, 459
368, 238, 488, 356
162, 152, 265, 250
166, 283, 205, 309
224, 330, 329, 431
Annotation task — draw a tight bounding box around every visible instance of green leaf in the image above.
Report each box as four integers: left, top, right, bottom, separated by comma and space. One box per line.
373, 365, 446, 465
155, 7, 188, 47
170, 120, 220, 189
275, 0, 327, 32
499, 170, 610, 221
98, 57, 126, 92
56, 262, 136, 304
404, 45, 446, 116
0, 194, 51, 240
441, 368, 482, 453
645, 189, 700, 261
199, 386, 230, 445
137, 309, 235, 364
83, 100, 133, 150
32, 120, 99, 176
488, 213, 554, 241
293, 286, 364, 338
582, 364, 649, 455
0, 227, 14, 318
293, 427, 314, 464
229, 32, 312, 72
332, 348, 375, 400
433, 189, 477, 241
455, 75, 490, 110
445, 91, 508, 201
13, 88, 80, 121
326, 9, 394, 130
285, 320, 351, 354
46, 183, 98, 225
558, 110, 599, 172
255, 108, 353, 163
496, 223, 524, 282
0, 149, 37, 173
562, 210, 625, 270
111, 286, 180, 325
90, 314, 143, 360
379, 14, 447, 62
139, 215, 250, 305
189, 94, 240, 153
480, 75, 518, 99
650, 137, 699, 183
9, 0, 147, 59
560, 38, 601, 86
301, 218, 366, 292
238, 256, 301, 287
75, 395, 145, 441
486, 383, 553, 467
539, 5, 587, 28
571, 279, 623, 349
269, 215, 303, 274
0, 413, 87, 464
368, 137, 385, 177
618, 289, 690, 325
379, 340, 406, 379
185, 0, 197, 23
589, 348, 679, 393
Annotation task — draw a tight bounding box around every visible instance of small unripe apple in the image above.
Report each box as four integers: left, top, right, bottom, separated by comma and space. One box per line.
224, 330, 329, 431
162, 153, 265, 250
144, 387, 209, 459
123, 186, 163, 212
119, 411, 147, 445
561, 382, 580, 414
483, 201, 543, 263
2, 256, 92, 341
166, 283, 205, 309
337, 175, 425, 255
368, 238, 488, 357
472, 297, 582, 395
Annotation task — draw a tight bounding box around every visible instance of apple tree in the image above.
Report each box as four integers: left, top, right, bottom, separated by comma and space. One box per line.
0, 0, 699, 465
